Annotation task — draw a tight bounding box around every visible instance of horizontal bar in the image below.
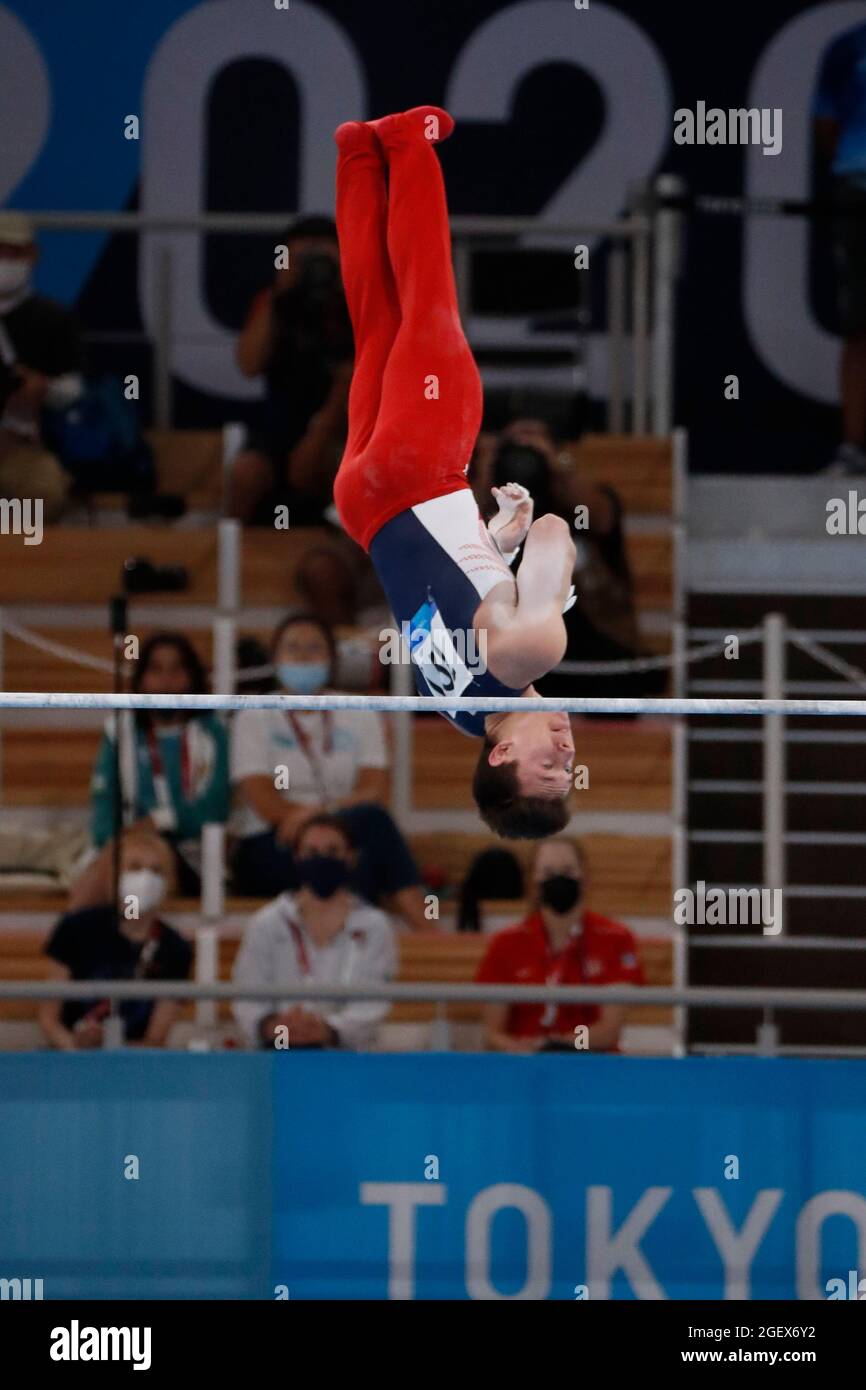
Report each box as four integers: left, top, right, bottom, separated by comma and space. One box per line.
2, 692, 866, 716
690, 935, 866, 950
5, 980, 866, 1011
691, 627, 866, 644
690, 729, 866, 744
691, 830, 866, 845
16, 211, 646, 239
689, 780, 866, 794
690, 681, 865, 695
694, 1044, 866, 1058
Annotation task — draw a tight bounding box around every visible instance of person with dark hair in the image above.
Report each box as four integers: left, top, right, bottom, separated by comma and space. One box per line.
69, 631, 230, 907
232, 813, 396, 1050
475, 837, 644, 1053
228, 213, 354, 523
231, 612, 430, 929
331, 108, 576, 842
0, 212, 83, 521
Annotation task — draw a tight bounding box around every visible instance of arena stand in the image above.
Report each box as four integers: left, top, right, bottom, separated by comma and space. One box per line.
0, 427, 680, 1053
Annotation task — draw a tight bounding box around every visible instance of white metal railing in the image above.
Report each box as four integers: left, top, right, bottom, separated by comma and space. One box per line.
14, 200, 672, 436
6, 979, 866, 1058
5, 978, 866, 1010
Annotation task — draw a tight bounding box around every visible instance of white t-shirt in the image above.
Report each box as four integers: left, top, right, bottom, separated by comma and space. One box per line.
231, 707, 389, 836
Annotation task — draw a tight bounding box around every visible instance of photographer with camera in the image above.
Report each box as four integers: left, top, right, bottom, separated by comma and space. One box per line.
0, 212, 83, 521
471, 418, 666, 706
228, 214, 354, 525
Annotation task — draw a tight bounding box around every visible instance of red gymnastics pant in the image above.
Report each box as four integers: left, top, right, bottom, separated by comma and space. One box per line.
332, 113, 483, 553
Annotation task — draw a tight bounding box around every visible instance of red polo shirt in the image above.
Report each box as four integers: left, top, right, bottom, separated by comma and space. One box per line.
475, 909, 644, 1040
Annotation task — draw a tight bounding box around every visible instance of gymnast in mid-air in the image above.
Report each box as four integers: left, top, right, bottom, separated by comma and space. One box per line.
332, 106, 576, 839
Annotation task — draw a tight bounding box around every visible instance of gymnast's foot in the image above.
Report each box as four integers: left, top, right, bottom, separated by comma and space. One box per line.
334, 120, 381, 154
366, 106, 455, 147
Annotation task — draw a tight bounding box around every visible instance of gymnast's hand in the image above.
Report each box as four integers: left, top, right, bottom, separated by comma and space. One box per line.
488, 482, 534, 560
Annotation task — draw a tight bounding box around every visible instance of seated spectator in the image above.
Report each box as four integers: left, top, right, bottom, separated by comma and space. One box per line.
294, 538, 390, 636
0, 212, 84, 521
475, 837, 644, 1052
227, 214, 353, 525
39, 830, 192, 1050
471, 418, 666, 706
69, 632, 230, 908
231, 612, 430, 930
232, 814, 396, 1050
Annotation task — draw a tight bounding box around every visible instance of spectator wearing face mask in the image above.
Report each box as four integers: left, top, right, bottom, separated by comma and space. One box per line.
227, 214, 354, 524
475, 837, 644, 1053
231, 612, 429, 930
39, 830, 192, 1050
232, 814, 396, 1049
0, 212, 84, 521
69, 632, 230, 909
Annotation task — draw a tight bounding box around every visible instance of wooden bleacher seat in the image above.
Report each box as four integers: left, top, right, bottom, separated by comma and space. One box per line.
3, 716, 672, 814
0, 527, 333, 607
560, 434, 673, 516
407, 833, 670, 918
0, 523, 669, 612
411, 718, 671, 813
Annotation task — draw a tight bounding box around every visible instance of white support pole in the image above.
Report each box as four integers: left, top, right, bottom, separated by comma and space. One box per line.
201, 822, 225, 921
217, 518, 241, 613
607, 242, 626, 433
671, 718, 688, 1059
215, 519, 240, 706
220, 422, 247, 516
763, 612, 787, 910
153, 245, 173, 430
651, 174, 683, 437
194, 926, 219, 1032
631, 224, 650, 435
212, 615, 236, 697
390, 646, 414, 826
196, 823, 225, 1031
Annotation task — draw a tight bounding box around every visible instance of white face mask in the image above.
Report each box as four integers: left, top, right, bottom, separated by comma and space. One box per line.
0, 260, 32, 298
119, 868, 167, 917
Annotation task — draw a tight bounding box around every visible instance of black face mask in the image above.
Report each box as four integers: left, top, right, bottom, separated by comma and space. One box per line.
295, 854, 351, 900
539, 874, 583, 915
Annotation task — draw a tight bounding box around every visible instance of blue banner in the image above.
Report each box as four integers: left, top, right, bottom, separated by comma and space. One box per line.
2, 1053, 866, 1300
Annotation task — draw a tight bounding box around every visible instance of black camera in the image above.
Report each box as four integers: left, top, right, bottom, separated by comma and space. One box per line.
122, 557, 188, 595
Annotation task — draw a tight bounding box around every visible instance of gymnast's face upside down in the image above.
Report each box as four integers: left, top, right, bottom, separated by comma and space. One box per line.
473, 711, 575, 840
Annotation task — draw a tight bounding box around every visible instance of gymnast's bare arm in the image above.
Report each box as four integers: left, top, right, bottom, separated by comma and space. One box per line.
481, 513, 575, 690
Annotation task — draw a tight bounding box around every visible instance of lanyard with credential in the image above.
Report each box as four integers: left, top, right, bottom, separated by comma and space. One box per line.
146, 725, 192, 830
539, 932, 584, 1032
287, 712, 334, 806
285, 909, 362, 987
